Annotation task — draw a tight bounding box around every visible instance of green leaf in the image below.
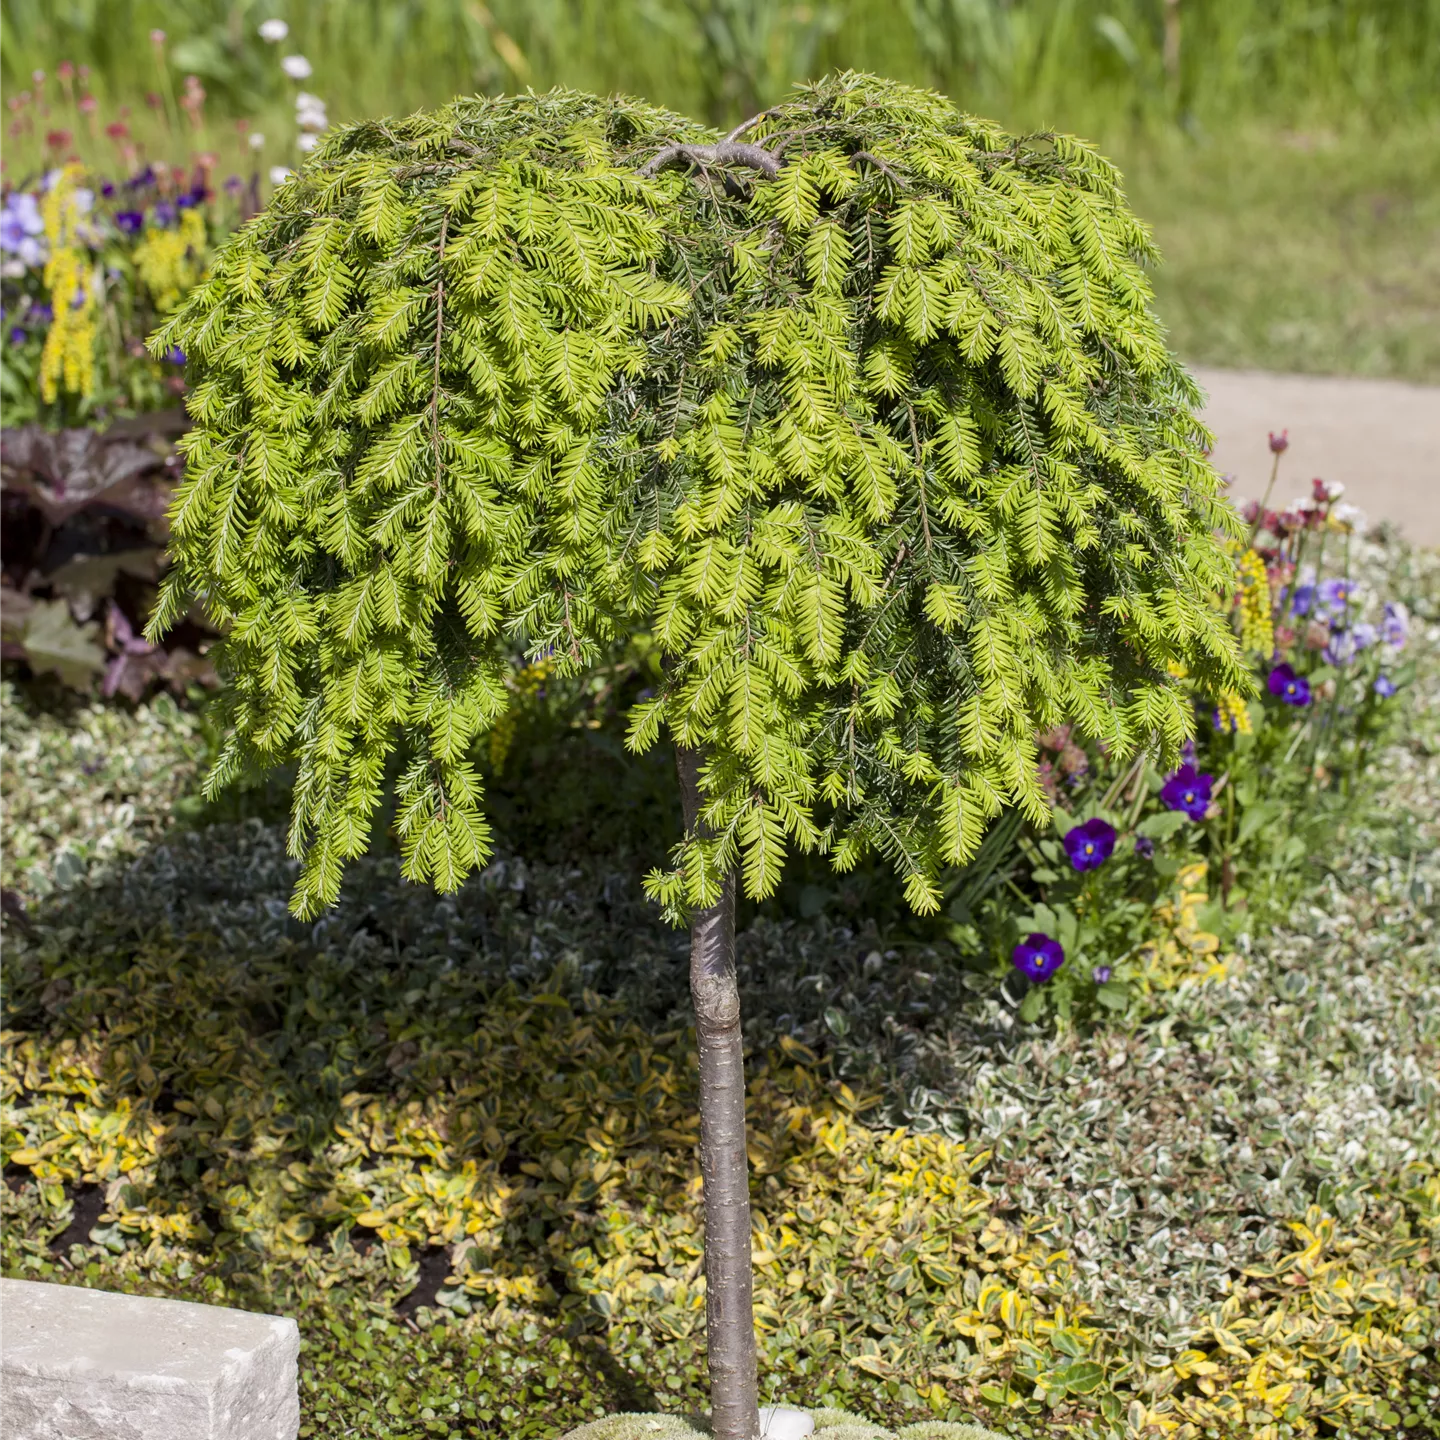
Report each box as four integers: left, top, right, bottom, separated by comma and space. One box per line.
1137, 811, 1191, 842
19, 599, 107, 689
1053, 1360, 1106, 1394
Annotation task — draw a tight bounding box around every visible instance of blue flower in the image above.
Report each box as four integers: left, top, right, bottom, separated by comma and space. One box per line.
1374, 675, 1397, 699
1383, 603, 1408, 651
1318, 577, 1355, 616
1287, 582, 1316, 617
1063, 817, 1116, 872
1161, 764, 1213, 822
1323, 629, 1357, 667
166, 346, 186, 365
1350, 622, 1377, 652
1091, 965, 1112, 984
114, 210, 144, 234
1133, 835, 1154, 859
1267, 663, 1311, 707
1012, 933, 1065, 983
0, 191, 46, 267
7, 326, 24, 345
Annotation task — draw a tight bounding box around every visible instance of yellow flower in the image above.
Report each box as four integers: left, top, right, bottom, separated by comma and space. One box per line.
1214, 689, 1252, 735
38, 164, 98, 404
133, 208, 208, 312
1233, 546, 1274, 656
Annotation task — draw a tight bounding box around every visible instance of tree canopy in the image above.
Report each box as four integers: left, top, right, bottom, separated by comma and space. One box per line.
149, 72, 1248, 920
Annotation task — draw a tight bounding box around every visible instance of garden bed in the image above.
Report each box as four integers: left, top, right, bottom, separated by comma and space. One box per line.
2, 537, 1438, 1439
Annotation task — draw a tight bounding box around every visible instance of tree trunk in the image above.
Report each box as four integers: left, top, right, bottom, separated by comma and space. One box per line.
676, 744, 759, 1440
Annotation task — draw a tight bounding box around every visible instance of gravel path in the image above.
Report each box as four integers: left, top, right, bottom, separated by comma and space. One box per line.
1194, 366, 1440, 546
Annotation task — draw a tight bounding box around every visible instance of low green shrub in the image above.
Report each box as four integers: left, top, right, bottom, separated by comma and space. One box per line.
3, 852, 1437, 1437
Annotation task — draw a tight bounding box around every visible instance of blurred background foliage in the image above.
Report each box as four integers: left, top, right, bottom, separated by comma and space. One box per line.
3, 0, 1437, 132
3, 0, 1437, 383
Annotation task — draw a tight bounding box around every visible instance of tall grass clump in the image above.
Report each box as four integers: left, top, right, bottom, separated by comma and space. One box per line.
3, 0, 1437, 136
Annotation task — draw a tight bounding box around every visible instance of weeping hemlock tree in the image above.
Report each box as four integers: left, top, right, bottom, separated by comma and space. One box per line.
149, 73, 1246, 1439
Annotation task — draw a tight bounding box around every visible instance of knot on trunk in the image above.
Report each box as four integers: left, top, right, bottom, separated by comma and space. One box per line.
691, 971, 742, 1033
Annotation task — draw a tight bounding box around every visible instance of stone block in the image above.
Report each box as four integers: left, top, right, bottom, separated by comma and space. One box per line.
0, 1277, 299, 1440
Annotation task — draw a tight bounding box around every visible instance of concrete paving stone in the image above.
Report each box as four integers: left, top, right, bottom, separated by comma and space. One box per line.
0, 1278, 298, 1440
1193, 366, 1440, 547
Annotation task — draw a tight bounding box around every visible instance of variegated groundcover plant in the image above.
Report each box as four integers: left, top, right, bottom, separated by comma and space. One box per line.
147, 73, 1247, 1440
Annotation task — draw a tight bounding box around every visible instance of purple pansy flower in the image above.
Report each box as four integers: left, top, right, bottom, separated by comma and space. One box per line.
1063, 817, 1116, 872
1318, 577, 1355, 616
0, 191, 46, 266
1161, 764, 1213, 822
1092, 965, 1112, 984
1267, 663, 1311, 707
1012, 933, 1065, 983
166, 346, 186, 365
1287, 582, 1316, 618
115, 210, 144, 234
7, 326, 24, 344
1323, 629, 1357, 667
1133, 835, 1154, 859
1374, 675, 1397, 699
1383, 603, 1408, 651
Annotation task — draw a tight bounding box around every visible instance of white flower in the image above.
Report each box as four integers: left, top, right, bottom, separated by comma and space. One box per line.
258, 18, 289, 42
269, 165, 294, 185
280, 54, 312, 79
248, 132, 266, 150
295, 93, 328, 131
297, 133, 320, 152
1332, 502, 1367, 533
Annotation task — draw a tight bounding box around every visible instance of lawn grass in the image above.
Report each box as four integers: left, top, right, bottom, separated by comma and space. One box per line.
1117, 120, 1440, 383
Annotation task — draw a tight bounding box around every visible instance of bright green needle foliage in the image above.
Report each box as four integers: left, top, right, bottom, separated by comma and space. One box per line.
148, 73, 1248, 921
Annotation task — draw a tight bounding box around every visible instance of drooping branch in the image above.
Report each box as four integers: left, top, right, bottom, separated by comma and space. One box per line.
723, 110, 775, 144
639, 137, 909, 189
638, 141, 780, 179
850, 150, 909, 186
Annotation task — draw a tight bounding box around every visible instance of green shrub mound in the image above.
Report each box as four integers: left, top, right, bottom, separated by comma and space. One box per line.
150, 72, 1246, 920
562, 1411, 1004, 1439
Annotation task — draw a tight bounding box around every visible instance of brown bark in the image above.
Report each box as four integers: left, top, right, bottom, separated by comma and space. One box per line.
675, 744, 759, 1440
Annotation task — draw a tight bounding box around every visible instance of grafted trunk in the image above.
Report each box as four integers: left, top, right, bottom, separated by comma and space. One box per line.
676, 744, 759, 1440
